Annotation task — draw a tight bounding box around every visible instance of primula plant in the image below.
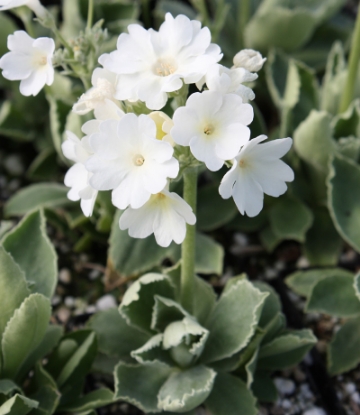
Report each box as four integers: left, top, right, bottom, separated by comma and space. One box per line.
2, 0, 360, 414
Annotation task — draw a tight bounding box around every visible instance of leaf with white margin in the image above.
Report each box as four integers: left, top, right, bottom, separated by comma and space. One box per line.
354, 273, 360, 301
0, 247, 30, 349
201, 279, 268, 363
0, 394, 38, 415
114, 362, 173, 413
328, 154, 360, 252
87, 308, 149, 360
163, 317, 209, 367
253, 282, 282, 328
306, 273, 360, 317
1, 294, 51, 379
257, 329, 316, 370
2, 209, 57, 299
119, 273, 175, 334
158, 365, 216, 413
131, 334, 173, 367
151, 296, 189, 332
286, 268, 353, 297
0, 380, 21, 396
205, 372, 257, 415
328, 316, 360, 375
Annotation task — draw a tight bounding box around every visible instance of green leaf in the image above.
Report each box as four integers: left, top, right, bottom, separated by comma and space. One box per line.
114, 362, 172, 413
0, 381, 21, 397
28, 385, 60, 415
268, 196, 313, 243
245, 6, 317, 53
158, 365, 216, 413
0, 14, 16, 58
306, 274, 360, 317
194, 233, 224, 275
328, 154, 360, 252
258, 330, 316, 370
253, 282, 281, 328
192, 277, 216, 327
201, 279, 268, 363
1, 294, 51, 379
294, 110, 335, 173
328, 317, 360, 375
59, 389, 114, 413
304, 207, 343, 266
27, 149, 59, 182
119, 273, 175, 333
2, 210, 57, 299
252, 371, 278, 403
197, 183, 237, 231
0, 247, 30, 347
286, 268, 353, 297
131, 334, 173, 367
16, 325, 63, 382
87, 308, 149, 359
205, 373, 257, 415
4, 184, 71, 217
320, 41, 347, 115
50, 331, 97, 389
0, 395, 38, 415
108, 210, 176, 278
259, 225, 282, 252
332, 99, 360, 139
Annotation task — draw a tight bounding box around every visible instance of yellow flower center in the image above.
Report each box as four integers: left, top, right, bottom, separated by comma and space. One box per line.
153, 58, 177, 77
39, 56, 47, 66
238, 159, 247, 168
203, 124, 215, 136
133, 154, 145, 166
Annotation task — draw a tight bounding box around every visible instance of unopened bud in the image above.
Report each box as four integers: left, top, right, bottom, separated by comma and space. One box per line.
233, 49, 266, 72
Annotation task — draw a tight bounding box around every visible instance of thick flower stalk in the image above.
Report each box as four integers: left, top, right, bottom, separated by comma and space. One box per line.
0, 31, 54, 96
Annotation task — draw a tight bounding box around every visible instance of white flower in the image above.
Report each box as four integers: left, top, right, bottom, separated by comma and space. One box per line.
99, 13, 222, 110
219, 135, 294, 217
201, 64, 258, 102
119, 188, 196, 247
0, 0, 47, 17
148, 111, 175, 146
0, 31, 54, 96
233, 49, 266, 72
86, 113, 179, 209
73, 68, 119, 115
62, 131, 98, 217
171, 90, 253, 171
81, 99, 125, 137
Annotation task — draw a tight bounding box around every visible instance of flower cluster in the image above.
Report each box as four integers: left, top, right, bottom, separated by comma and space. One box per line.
0, 10, 294, 247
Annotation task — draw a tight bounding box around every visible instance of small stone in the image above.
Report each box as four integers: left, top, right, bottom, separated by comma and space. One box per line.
59, 268, 71, 284
345, 382, 357, 395
300, 384, 314, 400
274, 378, 296, 395
96, 295, 117, 311
352, 392, 360, 404
296, 256, 310, 268
86, 305, 97, 314
57, 307, 71, 323
316, 340, 327, 353
64, 296, 75, 308
303, 407, 326, 415
4, 154, 24, 176
264, 268, 277, 280
281, 399, 292, 409
89, 269, 101, 280
51, 295, 61, 306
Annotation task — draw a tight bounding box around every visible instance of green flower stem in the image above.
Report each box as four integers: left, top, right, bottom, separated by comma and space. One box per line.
14, 7, 35, 37
141, 0, 151, 29
237, 0, 250, 49
87, 0, 94, 29
339, 9, 360, 113
180, 166, 198, 313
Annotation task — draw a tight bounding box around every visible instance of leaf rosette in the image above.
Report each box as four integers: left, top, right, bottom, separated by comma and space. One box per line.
89, 273, 316, 414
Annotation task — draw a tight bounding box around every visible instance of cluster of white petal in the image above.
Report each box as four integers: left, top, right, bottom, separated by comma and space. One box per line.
0, 31, 54, 96
99, 13, 222, 110
0, 0, 47, 17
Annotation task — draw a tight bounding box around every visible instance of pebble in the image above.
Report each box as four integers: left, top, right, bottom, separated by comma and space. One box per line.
59, 268, 71, 284
352, 392, 360, 404
4, 154, 24, 176
96, 294, 117, 311
64, 296, 75, 308
56, 307, 71, 323
345, 382, 357, 395
274, 378, 296, 395
296, 256, 310, 268
51, 295, 61, 306
264, 267, 277, 280
281, 399, 292, 409
89, 269, 101, 280
303, 407, 327, 415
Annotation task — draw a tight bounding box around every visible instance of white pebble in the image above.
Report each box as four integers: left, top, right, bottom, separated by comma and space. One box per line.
64, 296, 75, 307
344, 382, 356, 395
302, 407, 326, 415
281, 399, 292, 409
59, 268, 71, 284
96, 295, 117, 311
274, 378, 296, 395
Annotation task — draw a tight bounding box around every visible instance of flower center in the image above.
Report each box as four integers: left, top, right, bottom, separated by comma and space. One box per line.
133, 154, 145, 166
203, 124, 215, 135
238, 159, 247, 168
153, 58, 177, 77
39, 56, 47, 66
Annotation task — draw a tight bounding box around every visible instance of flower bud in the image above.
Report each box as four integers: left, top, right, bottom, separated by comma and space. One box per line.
233, 49, 266, 72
